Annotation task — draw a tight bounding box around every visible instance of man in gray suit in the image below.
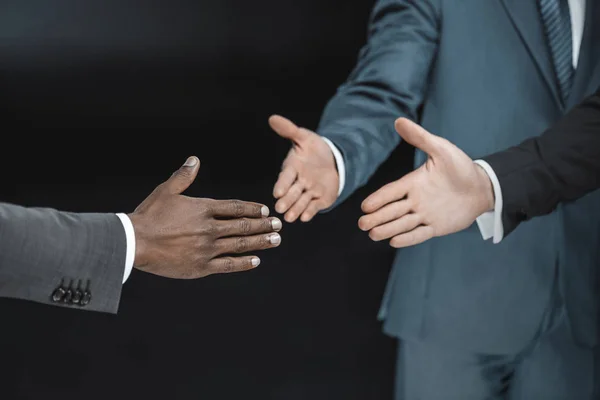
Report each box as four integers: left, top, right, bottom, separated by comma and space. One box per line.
0, 156, 282, 314
269, 0, 599, 398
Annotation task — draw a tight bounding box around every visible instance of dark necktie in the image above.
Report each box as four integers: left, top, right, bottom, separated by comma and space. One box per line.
539, 0, 574, 105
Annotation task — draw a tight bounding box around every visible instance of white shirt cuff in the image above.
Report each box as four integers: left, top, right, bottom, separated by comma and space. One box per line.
116, 213, 135, 283
321, 137, 345, 196
473, 160, 504, 244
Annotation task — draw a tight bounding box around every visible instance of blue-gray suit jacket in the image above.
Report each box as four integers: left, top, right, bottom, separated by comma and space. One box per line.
319, 0, 600, 354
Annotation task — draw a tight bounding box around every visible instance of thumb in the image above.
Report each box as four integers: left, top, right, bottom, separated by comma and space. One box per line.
269, 115, 310, 144
395, 118, 445, 158
163, 156, 200, 194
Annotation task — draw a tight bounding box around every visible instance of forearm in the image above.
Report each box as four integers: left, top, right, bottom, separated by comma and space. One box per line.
317, 0, 440, 204
318, 95, 403, 204
0, 202, 126, 313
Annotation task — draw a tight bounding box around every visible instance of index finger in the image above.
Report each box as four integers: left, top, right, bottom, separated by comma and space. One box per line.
208, 199, 269, 218
362, 179, 409, 214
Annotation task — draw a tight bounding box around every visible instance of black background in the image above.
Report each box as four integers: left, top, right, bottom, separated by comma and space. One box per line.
0, 1, 415, 398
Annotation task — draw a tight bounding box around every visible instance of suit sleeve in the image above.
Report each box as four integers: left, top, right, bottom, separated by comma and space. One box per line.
318, 0, 441, 206
482, 89, 600, 237
0, 202, 127, 314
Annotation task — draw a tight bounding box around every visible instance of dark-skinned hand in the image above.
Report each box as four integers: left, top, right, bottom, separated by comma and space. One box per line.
129, 156, 282, 279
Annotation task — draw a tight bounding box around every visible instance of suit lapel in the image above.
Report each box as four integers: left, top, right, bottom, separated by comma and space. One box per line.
499, 0, 562, 109
570, 0, 600, 105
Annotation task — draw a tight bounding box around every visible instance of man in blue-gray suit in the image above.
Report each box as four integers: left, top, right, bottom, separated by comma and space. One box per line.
269, 0, 600, 398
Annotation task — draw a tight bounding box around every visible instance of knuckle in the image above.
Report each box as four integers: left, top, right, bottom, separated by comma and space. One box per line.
288, 185, 300, 196
405, 214, 418, 227
262, 218, 273, 231
300, 192, 313, 204
200, 222, 218, 237
297, 177, 308, 187
203, 238, 219, 255
392, 201, 404, 215
198, 199, 213, 216
235, 237, 249, 253
197, 226, 212, 240
238, 218, 252, 234
229, 200, 245, 217
175, 169, 191, 179
216, 222, 229, 237
220, 257, 235, 273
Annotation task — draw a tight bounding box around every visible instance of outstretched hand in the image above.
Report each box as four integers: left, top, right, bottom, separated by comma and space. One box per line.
359, 119, 495, 248
129, 156, 283, 279
269, 115, 339, 222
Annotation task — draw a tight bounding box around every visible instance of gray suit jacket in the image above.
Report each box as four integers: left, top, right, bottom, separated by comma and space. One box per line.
0, 202, 126, 313
319, 0, 600, 354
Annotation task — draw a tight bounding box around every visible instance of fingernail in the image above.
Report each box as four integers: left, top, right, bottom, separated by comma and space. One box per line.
251, 257, 261, 267
271, 218, 282, 231
183, 157, 197, 167
261, 206, 270, 217
268, 233, 281, 245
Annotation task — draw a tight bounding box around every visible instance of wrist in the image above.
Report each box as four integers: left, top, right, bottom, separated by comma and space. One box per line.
128, 212, 150, 268
474, 164, 495, 214
321, 136, 344, 197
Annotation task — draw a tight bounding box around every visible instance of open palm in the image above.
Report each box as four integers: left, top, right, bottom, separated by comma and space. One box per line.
359, 118, 495, 247
269, 115, 339, 222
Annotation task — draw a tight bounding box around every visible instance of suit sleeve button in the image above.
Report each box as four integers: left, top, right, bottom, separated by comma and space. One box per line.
72, 281, 83, 305
79, 280, 92, 307
80, 291, 91, 306
51, 287, 66, 303
63, 280, 74, 304
51, 279, 67, 302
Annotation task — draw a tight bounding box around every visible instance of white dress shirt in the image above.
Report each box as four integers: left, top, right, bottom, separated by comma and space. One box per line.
324, 0, 586, 244
116, 213, 135, 283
